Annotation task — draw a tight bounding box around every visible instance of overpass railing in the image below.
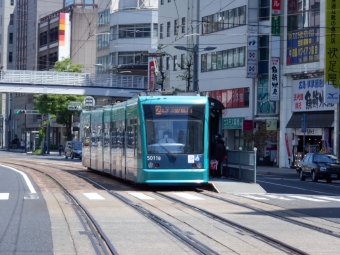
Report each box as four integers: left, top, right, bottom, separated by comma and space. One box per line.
224, 150, 257, 183
0, 70, 148, 89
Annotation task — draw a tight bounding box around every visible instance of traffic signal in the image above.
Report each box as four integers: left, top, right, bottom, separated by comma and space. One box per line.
15, 109, 26, 114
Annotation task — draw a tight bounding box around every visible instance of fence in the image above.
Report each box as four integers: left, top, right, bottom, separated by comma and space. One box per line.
0, 70, 148, 89
224, 150, 257, 183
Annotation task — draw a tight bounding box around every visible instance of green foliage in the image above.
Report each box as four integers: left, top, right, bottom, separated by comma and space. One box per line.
32, 148, 41, 155
54, 57, 83, 73
33, 95, 85, 141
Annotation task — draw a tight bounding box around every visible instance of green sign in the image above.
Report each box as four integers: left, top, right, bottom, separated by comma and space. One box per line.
222, 117, 244, 129
271, 15, 280, 35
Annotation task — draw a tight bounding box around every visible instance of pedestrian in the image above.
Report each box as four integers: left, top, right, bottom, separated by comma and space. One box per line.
212, 135, 225, 178
20, 139, 25, 150
58, 143, 63, 156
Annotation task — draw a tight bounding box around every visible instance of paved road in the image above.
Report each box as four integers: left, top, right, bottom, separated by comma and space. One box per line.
0, 164, 53, 254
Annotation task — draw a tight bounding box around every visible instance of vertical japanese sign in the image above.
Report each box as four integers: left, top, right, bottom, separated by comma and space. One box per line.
272, 0, 281, 14
148, 59, 155, 90
324, 0, 340, 103
271, 16, 280, 36
270, 57, 280, 100
247, 24, 258, 78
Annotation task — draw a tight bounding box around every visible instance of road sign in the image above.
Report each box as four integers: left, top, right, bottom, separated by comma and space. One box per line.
84, 96, 95, 107
67, 105, 82, 110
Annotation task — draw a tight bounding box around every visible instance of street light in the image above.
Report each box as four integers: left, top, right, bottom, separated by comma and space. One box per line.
174, 45, 216, 92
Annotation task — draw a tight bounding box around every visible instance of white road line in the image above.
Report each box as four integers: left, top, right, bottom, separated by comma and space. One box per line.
0, 193, 9, 200
257, 180, 340, 196
0, 164, 37, 194
288, 196, 329, 202
241, 195, 268, 200
173, 192, 204, 200
263, 194, 293, 200
314, 196, 340, 202
128, 192, 154, 200
83, 193, 105, 200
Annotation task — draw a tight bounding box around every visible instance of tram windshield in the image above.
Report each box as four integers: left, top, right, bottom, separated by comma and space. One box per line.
143, 104, 205, 154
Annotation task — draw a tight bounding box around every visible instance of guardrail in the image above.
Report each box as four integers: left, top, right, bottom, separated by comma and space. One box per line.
224, 150, 257, 183
0, 70, 148, 89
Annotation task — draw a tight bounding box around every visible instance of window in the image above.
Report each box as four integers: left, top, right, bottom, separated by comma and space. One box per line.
161, 0, 164, 5
119, 24, 151, 38
9, 52, 12, 63
259, 0, 270, 21
49, 27, 58, 43
181, 17, 185, 33
174, 19, 178, 35
10, 14, 13, 25
201, 47, 246, 72
257, 75, 276, 114
118, 51, 148, 65
202, 6, 246, 34
11, 0, 14, 5
9, 33, 13, 44
39, 31, 47, 47
258, 35, 269, 74
166, 57, 170, 70
160, 24, 163, 39
0, 34, 2, 45
49, 52, 58, 68
173, 55, 177, 70
180, 54, 185, 69
110, 26, 118, 40
167, 21, 170, 37
153, 23, 158, 38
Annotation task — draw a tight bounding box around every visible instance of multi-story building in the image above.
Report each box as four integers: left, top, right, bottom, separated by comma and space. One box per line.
159, 0, 279, 165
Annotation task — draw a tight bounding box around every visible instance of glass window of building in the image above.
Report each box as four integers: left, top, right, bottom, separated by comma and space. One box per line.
110, 26, 118, 40
160, 24, 163, 39
211, 53, 217, 70
181, 17, 185, 33
167, 22, 170, 37
11, 0, 14, 6
259, 0, 270, 21
9, 33, 13, 44
10, 14, 13, 25
166, 57, 170, 70
201, 54, 207, 72
173, 55, 177, 70
174, 19, 178, 35
257, 75, 276, 114
180, 54, 185, 69
9, 52, 12, 62
153, 23, 158, 38
217, 51, 222, 69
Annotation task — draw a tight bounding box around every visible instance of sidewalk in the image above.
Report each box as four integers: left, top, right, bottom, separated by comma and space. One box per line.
256, 165, 297, 175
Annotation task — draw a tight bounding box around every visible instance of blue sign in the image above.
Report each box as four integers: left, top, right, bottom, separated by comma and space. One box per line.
286, 28, 320, 65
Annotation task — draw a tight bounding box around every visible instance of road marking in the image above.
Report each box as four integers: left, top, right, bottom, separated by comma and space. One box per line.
0, 193, 9, 200
241, 195, 268, 200
0, 164, 38, 199
314, 196, 340, 202
257, 180, 340, 196
263, 194, 292, 200
129, 192, 154, 200
173, 192, 204, 200
288, 196, 329, 202
83, 193, 105, 200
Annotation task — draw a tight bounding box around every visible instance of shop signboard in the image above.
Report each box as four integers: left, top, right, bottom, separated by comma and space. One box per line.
247, 24, 258, 78
242, 120, 253, 131
292, 78, 334, 112
270, 57, 280, 101
271, 15, 280, 36
295, 128, 322, 136
222, 117, 244, 129
272, 0, 281, 14
266, 119, 277, 130
324, 0, 340, 104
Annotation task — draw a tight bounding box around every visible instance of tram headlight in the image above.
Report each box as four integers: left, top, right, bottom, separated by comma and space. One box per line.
148, 162, 154, 168
197, 162, 202, 168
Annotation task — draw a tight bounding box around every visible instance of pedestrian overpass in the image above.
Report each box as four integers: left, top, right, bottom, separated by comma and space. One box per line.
0, 70, 149, 97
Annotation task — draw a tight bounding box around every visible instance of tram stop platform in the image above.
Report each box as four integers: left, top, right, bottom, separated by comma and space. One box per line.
209, 166, 297, 194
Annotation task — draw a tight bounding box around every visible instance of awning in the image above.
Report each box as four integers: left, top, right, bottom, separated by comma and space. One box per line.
286, 112, 334, 128
208, 97, 225, 110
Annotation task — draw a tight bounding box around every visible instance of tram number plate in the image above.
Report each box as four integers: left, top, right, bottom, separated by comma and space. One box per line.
147, 156, 161, 161
331, 174, 337, 178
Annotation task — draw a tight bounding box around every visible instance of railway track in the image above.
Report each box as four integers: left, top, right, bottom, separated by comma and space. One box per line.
1, 158, 340, 254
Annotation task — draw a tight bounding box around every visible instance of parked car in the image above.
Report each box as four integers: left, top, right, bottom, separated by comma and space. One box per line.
296, 153, 340, 183
64, 141, 82, 160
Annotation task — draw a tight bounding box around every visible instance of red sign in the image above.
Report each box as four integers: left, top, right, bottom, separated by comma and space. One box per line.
148, 60, 155, 90
272, 0, 281, 14
238, 88, 244, 107
288, 0, 297, 13
242, 120, 253, 131
285, 133, 291, 157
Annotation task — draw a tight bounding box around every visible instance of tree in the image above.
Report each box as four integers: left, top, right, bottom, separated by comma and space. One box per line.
34, 58, 85, 141
176, 56, 193, 92
54, 57, 83, 72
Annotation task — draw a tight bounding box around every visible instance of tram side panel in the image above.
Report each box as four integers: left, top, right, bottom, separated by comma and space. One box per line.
103, 108, 111, 174
125, 101, 139, 181
97, 114, 104, 172
81, 111, 91, 168
111, 105, 125, 178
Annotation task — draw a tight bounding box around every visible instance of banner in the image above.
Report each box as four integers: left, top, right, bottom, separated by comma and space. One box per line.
270, 57, 280, 100
324, 0, 340, 103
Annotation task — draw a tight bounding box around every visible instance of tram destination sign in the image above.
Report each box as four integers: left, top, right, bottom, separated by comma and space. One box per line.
155, 105, 192, 115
